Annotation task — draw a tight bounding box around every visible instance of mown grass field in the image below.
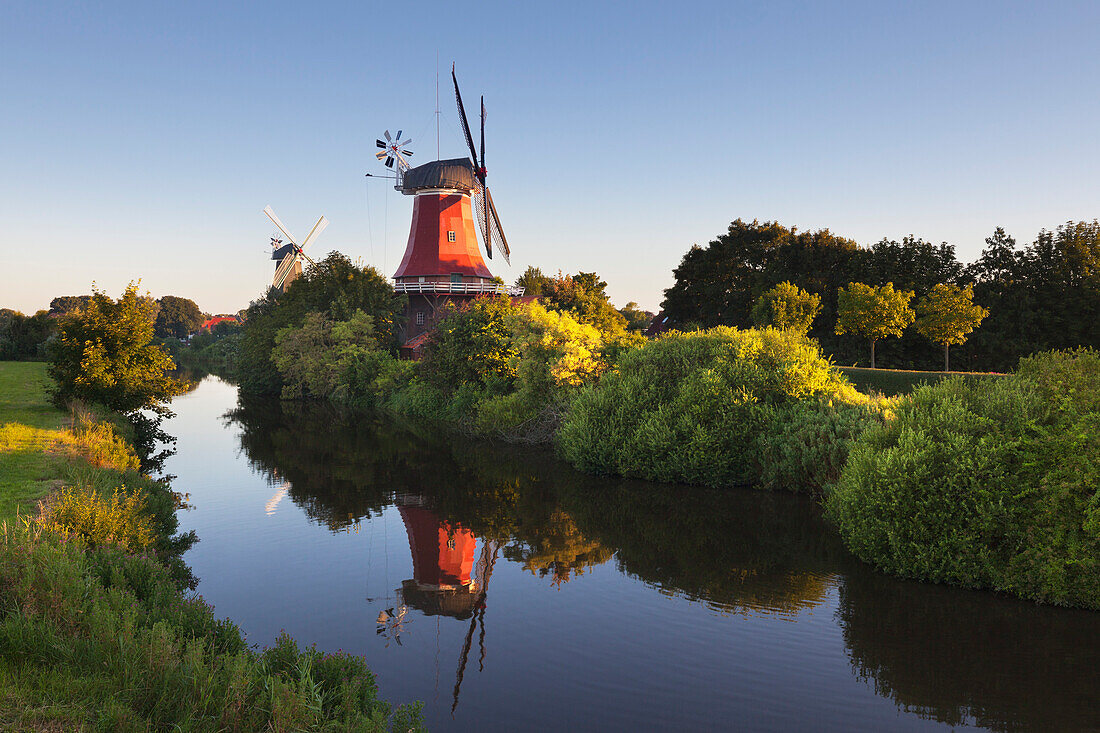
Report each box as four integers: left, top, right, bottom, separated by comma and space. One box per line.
837, 365, 1004, 397
0, 362, 71, 522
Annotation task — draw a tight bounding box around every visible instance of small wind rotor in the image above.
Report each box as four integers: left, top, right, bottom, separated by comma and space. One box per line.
452, 66, 510, 263
375, 130, 414, 172
263, 205, 328, 292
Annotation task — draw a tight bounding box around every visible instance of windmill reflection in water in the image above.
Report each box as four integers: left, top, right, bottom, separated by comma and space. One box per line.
376, 493, 499, 716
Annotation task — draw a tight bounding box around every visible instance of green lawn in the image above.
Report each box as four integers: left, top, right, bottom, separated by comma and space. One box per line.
838, 365, 1004, 397
0, 362, 69, 522
0, 361, 66, 429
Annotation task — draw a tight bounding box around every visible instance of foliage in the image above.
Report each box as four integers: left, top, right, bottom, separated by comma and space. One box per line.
36, 485, 155, 550
48, 295, 92, 316
540, 271, 628, 334
835, 282, 915, 367
827, 349, 1100, 609
558, 326, 865, 488
914, 283, 988, 370
750, 281, 821, 334
271, 309, 412, 409
0, 310, 54, 360
662, 218, 1100, 371
238, 253, 403, 395
514, 265, 550, 296
386, 299, 614, 441
617, 301, 654, 332
154, 295, 204, 338
420, 296, 520, 392
756, 397, 890, 493
46, 283, 186, 418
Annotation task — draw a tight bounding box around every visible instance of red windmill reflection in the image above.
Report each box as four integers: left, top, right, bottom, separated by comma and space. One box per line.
390, 495, 499, 716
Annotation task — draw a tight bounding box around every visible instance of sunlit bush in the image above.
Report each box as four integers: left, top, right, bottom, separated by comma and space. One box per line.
558, 326, 862, 487
827, 349, 1100, 609
37, 485, 155, 551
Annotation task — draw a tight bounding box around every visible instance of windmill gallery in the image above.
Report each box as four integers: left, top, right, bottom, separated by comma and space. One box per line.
262, 66, 522, 356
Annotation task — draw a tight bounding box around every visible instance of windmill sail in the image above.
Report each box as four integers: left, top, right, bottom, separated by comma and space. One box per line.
272, 252, 300, 290
484, 187, 510, 263
472, 184, 510, 264
452, 65, 480, 166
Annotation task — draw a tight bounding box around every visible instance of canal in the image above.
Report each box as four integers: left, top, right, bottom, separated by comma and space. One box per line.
165, 375, 1100, 731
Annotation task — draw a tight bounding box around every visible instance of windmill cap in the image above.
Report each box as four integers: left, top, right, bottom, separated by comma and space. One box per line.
402, 158, 477, 194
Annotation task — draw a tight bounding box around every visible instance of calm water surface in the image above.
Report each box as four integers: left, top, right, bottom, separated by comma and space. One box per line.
165, 376, 1100, 731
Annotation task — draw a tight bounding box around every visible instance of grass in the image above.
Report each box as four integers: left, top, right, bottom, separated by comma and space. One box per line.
837, 365, 1004, 397
0, 361, 67, 429
0, 363, 141, 523
0, 363, 72, 522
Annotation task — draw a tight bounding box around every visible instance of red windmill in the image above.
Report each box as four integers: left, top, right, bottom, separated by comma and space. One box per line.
375, 66, 523, 350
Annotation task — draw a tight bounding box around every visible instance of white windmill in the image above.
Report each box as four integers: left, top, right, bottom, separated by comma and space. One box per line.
263, 205, 329, 292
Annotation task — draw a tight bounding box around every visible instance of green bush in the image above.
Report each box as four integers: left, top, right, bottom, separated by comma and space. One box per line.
389, 299, 615, 441
826, 349, 1100, 609
237, 254, 403, 396
757, 397, 889, 493
558, 327, 865, 487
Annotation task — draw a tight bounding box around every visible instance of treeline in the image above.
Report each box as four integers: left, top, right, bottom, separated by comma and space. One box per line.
662, 219, 1100, 371
0, 293, 237, 360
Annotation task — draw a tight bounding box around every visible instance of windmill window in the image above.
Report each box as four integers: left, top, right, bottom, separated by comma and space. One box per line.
450, 273, 462, 284
447, 230, 456, 242
418, 276, 425, 283
416, 312, 425, 325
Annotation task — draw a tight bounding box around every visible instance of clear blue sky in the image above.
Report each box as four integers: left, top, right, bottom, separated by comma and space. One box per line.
3, 0, 1097, 315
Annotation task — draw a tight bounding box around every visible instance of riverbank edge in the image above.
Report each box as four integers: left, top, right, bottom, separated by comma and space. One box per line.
0, 361, 424, 731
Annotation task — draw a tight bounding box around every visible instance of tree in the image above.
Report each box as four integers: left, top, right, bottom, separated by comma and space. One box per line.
835, 282, 915, 368
48, 283, 185, 414
422, 296, 520, 391
155, 295, 204, 338
0, 310, 54, 360
48, 283, 186, 469
541, 271, 627, 334
514, 266, 551, 296
750, 282, 821, 334
618, 302, 654, 332
914, 284, 989, 371
49, 295, 92, 315
238, 253, 404, 395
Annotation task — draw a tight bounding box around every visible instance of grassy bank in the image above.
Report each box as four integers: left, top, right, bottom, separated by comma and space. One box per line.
836, 365, 1002, 397
0, 362, 98, 521
0, 361, 422, 731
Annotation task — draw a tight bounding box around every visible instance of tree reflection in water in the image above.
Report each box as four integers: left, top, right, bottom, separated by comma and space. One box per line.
839, 569, 1100, 732
223, 394, 1100, 730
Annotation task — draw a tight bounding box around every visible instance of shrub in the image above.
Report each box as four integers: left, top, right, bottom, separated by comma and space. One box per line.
391, 300, 615, 441
558, 326, 863, 487
37, 485, 156, 551
827, 349, 1100, 608
757, 396, 890, 493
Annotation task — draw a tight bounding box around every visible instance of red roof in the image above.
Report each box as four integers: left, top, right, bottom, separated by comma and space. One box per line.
199, 316, 239, 331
